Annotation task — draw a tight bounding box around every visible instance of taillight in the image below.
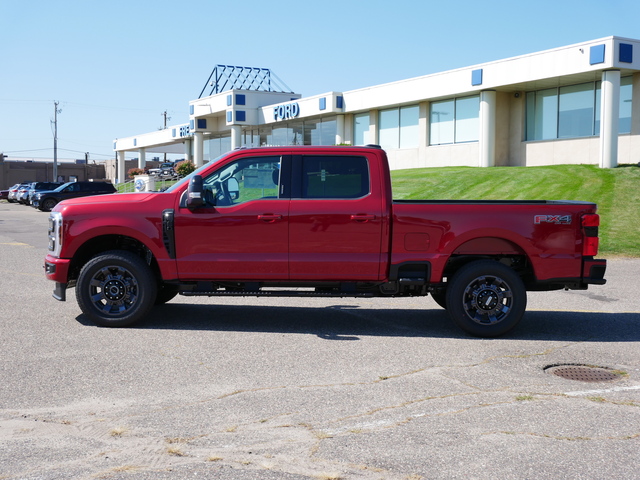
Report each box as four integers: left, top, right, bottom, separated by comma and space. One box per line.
582, 214, 599, 256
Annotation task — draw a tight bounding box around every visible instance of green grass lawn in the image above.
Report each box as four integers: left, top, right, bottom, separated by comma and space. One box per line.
391, 163, 640, 257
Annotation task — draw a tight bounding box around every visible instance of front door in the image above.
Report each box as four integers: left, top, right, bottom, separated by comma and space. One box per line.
174, 155, 289, 280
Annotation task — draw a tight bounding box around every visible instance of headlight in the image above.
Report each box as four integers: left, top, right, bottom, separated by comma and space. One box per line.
48, 212, 63, 257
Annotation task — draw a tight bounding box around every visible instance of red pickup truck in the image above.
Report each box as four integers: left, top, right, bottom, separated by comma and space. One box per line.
45, 145, 606, 337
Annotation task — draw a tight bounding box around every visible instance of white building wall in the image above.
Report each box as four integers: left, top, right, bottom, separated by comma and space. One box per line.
112, 37, 640, 177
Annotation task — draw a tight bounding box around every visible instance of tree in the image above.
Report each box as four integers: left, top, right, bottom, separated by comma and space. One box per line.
128, 167, 144, 179
175, 160, 196, 177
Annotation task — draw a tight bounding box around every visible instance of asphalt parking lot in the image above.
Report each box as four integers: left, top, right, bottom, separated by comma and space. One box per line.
1, 201, 639, 480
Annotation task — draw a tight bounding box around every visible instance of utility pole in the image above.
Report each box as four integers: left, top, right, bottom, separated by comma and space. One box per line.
53, 101, 61, 181
161, 110, 171, 162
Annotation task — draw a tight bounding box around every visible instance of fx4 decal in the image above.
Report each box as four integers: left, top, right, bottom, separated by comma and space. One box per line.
534, 214, 572, 225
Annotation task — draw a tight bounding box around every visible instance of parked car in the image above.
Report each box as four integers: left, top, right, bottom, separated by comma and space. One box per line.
148, 162, 176, 177
0, 187, 10, 200
32, 181, 117, 211
17, 183, 34, 204
24, 182, 63, 205
7, 183, 30, 203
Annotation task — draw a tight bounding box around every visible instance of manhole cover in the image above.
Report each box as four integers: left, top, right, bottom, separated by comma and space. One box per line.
545, 364, 621, 382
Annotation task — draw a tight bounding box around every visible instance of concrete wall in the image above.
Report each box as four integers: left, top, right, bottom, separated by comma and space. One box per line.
0, 161, 107, 189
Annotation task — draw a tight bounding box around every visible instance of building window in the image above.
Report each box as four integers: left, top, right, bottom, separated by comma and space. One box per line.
304, 116, 337, 145
353, 112, 370, 146
559, 83, 596, 138
378, 105, 419, 150
430, 96, 479, 145
205, 134, 231, 160
526, 77, 632, 141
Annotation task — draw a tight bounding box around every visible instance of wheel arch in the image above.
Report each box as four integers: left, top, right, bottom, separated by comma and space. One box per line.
67, 234, 162, 286
440, 236, 535, 287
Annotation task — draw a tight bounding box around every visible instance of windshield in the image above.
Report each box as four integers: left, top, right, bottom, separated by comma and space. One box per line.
164, 153, 229, 193
53, 182, 74, 192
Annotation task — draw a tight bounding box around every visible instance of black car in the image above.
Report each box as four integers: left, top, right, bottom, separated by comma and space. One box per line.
32, 181, 117, 211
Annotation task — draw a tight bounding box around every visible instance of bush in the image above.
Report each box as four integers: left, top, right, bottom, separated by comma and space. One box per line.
175, 160, 196, 177
127, 167, 144, 179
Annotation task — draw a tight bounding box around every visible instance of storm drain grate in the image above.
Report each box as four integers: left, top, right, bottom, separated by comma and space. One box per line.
544, 364, 621, 382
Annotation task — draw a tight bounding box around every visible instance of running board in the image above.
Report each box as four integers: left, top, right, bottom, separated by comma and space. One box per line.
180, 289, 375, 298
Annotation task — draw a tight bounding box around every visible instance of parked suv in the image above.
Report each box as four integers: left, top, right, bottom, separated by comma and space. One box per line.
19, 182, 63, 205
32, 181, 117, 211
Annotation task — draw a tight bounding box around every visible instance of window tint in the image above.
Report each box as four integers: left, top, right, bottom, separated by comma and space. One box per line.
202, 156, 281, 207
301, 156, 369, 199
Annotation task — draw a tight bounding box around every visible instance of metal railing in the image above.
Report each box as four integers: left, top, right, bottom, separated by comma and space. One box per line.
117, 177, 179, 194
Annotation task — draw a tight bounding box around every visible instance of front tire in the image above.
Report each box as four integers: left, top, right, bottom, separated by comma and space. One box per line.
446, 260, 526, 337
41, 198, 58, 212
76, 251, 157, 327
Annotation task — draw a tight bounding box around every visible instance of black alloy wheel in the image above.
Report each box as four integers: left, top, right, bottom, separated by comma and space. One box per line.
76, 250, 157, 327
446, 260, 526, 337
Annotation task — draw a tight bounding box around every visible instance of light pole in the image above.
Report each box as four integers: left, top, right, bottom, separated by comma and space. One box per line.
53, 101, 61, 181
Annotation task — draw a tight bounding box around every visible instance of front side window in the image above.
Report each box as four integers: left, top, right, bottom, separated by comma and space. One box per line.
202, 156, 281, 207
301, 156, 369, 199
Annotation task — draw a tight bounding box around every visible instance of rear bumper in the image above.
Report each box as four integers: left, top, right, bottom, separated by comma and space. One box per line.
582, 258, 607, 285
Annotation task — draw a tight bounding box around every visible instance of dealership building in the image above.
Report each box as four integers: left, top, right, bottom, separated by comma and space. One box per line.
112, 36, 640, 183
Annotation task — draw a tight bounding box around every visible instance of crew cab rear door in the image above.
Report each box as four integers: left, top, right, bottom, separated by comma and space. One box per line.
173, 155, 289, 280
288, 154, 384, 281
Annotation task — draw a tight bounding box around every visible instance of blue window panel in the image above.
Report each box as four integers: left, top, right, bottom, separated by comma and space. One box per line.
227, 94, 232, 106
471, 69, 483, 86
197, 119, 207, 129
336, 96, 344, 109
190, 105, 194, 115
236, 111, 246, 122
190, 120, 195, 130
113, 142, 117, 150
134, 139, 137, 147
172, 128, 176, 138
319, 97, 326, 110
226, 111, 232, 123
236, 94, 246, 105
620, 43, 633, 63
590, 44, 606, 65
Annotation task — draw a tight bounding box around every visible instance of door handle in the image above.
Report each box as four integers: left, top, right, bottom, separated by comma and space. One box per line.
258, 214, 282, 223
351, 214, 376, 222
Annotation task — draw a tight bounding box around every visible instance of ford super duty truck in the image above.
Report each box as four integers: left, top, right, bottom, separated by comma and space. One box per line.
44, 146, 606, 337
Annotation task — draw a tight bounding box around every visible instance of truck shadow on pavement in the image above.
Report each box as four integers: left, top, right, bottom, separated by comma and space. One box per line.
77, 302, 640, 341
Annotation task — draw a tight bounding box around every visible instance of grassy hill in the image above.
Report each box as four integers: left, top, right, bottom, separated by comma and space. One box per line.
390, 164, 640, 257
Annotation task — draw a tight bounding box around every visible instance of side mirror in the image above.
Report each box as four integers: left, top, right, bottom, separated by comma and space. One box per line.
227, 177, 240, 200
186, 175, 204, 208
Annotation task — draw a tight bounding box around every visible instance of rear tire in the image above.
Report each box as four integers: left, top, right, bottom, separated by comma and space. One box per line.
76, 250, 157, 327
446, 260, 526, 337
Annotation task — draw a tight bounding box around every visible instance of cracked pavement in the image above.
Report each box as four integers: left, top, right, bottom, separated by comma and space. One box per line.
1, 203, 638, 479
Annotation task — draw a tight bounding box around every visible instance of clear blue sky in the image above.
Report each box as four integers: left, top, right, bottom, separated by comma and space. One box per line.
1, 0, 638, 162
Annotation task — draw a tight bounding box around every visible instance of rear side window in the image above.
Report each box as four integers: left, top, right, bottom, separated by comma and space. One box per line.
301, 156, 369, 199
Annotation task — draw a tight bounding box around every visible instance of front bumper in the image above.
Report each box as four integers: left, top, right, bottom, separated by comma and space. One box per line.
45, 255, 71, 301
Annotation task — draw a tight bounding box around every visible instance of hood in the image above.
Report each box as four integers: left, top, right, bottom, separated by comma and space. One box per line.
55, 192, 161, 209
